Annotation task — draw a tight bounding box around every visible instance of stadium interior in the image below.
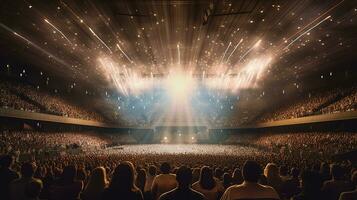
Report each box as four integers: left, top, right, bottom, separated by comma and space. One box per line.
0, 0, 357, 200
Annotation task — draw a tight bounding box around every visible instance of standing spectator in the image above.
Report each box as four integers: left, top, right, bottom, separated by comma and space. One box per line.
10, 162, 42, 200
102, 162, 143, 200
292, 170, 325, 200
339, 170, 357, 200
222, 173, 232, 190
231, 168, 243, 185
322, 164, 353, 200
144, 165, 157, 200
136, 168, 146, 194
280, 167, 300, 199
50, 165, 83, 200
159, 166, 205, 200
151, 162, 177, 200
82, 167, 108, 200
25, 179, 43, 200
0, 155, 19, 200
220, 161, 279, 200
264, 163, 283, 196
192, 166, 224, 200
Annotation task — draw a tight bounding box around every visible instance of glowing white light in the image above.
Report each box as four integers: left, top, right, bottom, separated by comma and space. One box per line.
165, 69, 195, 100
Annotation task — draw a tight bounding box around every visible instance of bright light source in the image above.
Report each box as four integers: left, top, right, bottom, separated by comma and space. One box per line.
164, 136, 168, 140
191, 136, 195, 140
165, 69, 195, 100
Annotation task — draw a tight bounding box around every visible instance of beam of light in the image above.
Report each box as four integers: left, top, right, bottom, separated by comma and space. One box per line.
237, 39, 262, 63
116, 44, 134, 64
88, 27, 113, 54
0, 23, 69, 67
284, 16, 331, 50
44, 19, 73, 45
205, 55, 272, 92
177, 43, 180, 65
98, 57, 151, 96
225, 38, 243, 63
283, 0, 344, 44
60, 0, 85, 23
220, 42, 232, 65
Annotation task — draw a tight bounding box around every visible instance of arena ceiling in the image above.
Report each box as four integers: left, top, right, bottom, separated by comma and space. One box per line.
0, 0, 357, 126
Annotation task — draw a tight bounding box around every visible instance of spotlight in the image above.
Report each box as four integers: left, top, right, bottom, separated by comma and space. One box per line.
166, 71, 195, 100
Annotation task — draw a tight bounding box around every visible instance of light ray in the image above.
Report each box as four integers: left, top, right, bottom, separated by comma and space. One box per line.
44, 18, 73, 45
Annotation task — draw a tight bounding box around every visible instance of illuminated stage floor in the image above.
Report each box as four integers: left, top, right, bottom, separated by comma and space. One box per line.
104, 144, 266, 156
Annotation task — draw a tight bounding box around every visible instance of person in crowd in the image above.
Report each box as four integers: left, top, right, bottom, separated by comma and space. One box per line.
77, 168, 88, 185
102, 161, 143, 200
322, 164, 353, 200
339, 170, 357, 200
39, 167, 54, 199
214, 168, 223, 181
292, 170, 325, 200
159, 166, 206, 200
151, 162, 177, 200
220, 160, 280, 200
280, 167, 300, 199
136, 168, 147, 194
144, 165, 157, 193
192, 166, 224, 200
0, 155, 19, 200
24, 179, 43, 200
81, 167, 108, 200
192, 168, 200, 184
222, 173, 232, 190
10, 162, 42, 200
264, 163, 283, 196
279, 166, 289, 181
231, 168, 243, 185
49, 165, 83, 200
320, 162, 331, 182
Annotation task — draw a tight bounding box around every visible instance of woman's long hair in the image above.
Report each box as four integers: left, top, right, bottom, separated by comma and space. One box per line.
135, 168, 146, 193
199, 166, 216, 190
108, 161, 138, 192
83, 167, 108, 195
264, 163, 282, 192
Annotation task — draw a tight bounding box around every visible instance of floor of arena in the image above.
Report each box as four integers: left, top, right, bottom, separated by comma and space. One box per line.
104, 144, 266, 156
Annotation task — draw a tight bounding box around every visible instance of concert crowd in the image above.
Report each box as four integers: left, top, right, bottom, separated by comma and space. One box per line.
1, 130, 357, 200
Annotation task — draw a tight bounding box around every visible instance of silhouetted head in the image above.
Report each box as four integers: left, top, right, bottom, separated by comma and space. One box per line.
61, 165, 77, 184
301, 170, 322, 193
264, 163, 279, 180
148, 165, 157, 176
331, 164, 344, 180
0, 155, 14, 168
199, 166, 215, 190
242, 161, 262, 183
176, 166, 192, 188
160, 162, 171, 174
279, 165, 288, 176
21, 162, 36, 178
291, 168, 300, 179
109, 161, 137, 191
